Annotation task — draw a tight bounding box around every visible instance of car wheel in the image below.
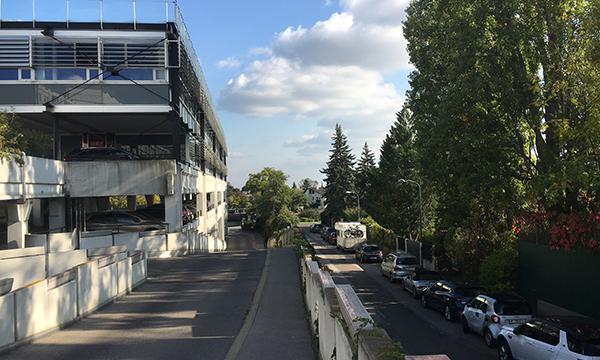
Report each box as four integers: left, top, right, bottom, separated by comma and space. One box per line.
413, 287, 420, 299
421, 295, 428, 308
401, 281, 406, 291
444, 305, 453, 321
498, 340, 513, 360
461, 317, 470, 334
389, 273, 395, 283
484, 329, 496, 348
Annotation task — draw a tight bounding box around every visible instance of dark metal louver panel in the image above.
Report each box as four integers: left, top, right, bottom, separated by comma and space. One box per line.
32, 42, 98, 67
102, 43, 165, 67
0, 38, 30, 67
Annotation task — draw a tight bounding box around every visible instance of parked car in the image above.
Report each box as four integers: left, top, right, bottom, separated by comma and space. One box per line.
320, 226, 330, 240
86, 211, 165, 232
380, 252, 418, 282
401, 269, 440, 299
462, 293, 533, 347
497, 317, 600, 360
327, 230, 337, 245
355, 244, 383, 263
310, 224, 323, 233
64, 147, 136, 161
420, 280, 484, 321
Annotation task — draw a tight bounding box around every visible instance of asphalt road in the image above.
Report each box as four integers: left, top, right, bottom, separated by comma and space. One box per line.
305, 230, 497, 360
1, 228, 270, 360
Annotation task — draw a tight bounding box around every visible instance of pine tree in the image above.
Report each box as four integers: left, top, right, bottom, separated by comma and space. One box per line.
370, 109, 420, 237
356, 142, 376, 196
292, 181, 297, 189
321, 124, 356, 224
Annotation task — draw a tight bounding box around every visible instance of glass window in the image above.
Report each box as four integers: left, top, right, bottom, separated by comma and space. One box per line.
35, 68, 87, 80
0, 69, 19, 80
495, 301, 532, 316
541, 325, 560, 346
20, 69, 31, 80
89, 69, 100, 79
105, 68, 154, 81
155, 69, 166, 80
396, 257, 417, 265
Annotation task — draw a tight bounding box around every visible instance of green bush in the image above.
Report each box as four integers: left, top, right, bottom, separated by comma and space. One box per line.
361, 216, 398, 253
479, 245, 518, 293
298, 208, 321, 221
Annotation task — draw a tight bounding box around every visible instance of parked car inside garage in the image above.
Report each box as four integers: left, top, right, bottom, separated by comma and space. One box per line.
64, 147, 137, 161
86, 211, 165, 232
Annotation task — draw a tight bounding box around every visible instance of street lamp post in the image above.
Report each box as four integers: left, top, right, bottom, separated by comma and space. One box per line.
398, 179, 423, 242
345, 191, 361, 221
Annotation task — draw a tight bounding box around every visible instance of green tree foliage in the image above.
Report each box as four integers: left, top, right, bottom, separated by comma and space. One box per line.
243, 168, 299, 239
299, 178, 319, 192
321, 124, 356, 224
355, 142, 376, 201
0, 113, 52, 163
368, 109, 421, 238
227, 183, 250, 210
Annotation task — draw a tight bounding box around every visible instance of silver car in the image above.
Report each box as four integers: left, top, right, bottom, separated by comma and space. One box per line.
402, 270, 440, 299
461, 294, 532, 347
380, 253, 418, 282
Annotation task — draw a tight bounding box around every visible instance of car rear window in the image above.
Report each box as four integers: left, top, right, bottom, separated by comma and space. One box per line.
396, 257, 417, 265
416, 272, 439, 281
454, 288, 482, 297
494, 301, 532, 315
364, 246, 379, 251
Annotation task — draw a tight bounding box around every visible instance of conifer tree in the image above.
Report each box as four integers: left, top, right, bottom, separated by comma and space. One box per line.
321, 124, 355, 224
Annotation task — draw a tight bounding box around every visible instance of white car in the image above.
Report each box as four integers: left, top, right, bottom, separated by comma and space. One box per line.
380, 252, 418, 282
497, 317, 600, 360
461, 294, 532, 347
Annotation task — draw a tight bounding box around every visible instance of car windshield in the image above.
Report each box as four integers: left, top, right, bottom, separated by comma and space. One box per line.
396, 257, 417, 265
364, 246, 379, 252
454, 288, 482, 297
495, 301, 532, 315
416, 272, 439, 281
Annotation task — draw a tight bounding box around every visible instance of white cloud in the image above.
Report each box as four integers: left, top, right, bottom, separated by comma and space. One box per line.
216, 57, 241, 69
272, 11, 409, 71
221, 57, 402, 119
341, 0, 410, 25
248, 47, 273, 57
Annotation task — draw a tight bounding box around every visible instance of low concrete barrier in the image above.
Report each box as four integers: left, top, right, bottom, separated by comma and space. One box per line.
301, 255, 451, 360
0, 247, 46, 289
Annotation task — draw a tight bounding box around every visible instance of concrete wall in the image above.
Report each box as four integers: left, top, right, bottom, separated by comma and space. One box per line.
0, 247, 46, 289
0, 156, 65, 201
65, 160, 177, 197
0, 250, 148, 352
301, 255, 451, 360
47, 250, 87, 277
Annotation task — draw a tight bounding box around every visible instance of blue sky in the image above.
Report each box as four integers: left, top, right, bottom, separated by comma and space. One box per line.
2, 0, 411, 187
178, 0, 412, 187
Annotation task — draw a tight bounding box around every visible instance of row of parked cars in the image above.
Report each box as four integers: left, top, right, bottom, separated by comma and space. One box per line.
350, 243, 600, 360
86, 203, 199, 232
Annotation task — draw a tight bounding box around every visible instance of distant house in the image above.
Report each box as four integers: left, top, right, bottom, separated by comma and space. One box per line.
305, 188, 325, 208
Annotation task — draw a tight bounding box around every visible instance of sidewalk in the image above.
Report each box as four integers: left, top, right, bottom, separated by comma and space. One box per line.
227, 247, 316, 360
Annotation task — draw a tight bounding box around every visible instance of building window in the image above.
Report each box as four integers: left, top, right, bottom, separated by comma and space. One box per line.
20, 69, 31, 80
35, 68, 88, 81
0, 69, 19, 80
104, 68, 154, 81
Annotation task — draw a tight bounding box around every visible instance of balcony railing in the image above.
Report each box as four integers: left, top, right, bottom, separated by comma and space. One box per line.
0, 0, 177, 27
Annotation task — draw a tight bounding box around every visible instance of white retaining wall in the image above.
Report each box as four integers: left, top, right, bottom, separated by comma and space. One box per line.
0, 247, 46, 290
301, 255, 451, 360
0, 251, 148, 352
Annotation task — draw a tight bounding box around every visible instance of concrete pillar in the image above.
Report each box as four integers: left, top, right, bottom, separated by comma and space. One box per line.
145, 195, 155, 206
165, 173, 183, 232
48, 198, 66, 232
127, 196, 137, 211
96, 197, 111, 211
7, 201, 32, 248
31, 199, 44, 228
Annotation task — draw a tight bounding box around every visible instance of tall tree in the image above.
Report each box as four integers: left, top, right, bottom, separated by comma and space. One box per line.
243, 168, 299, 238
299, 178, 319, 192
355, 142, 376, 196
321, 124, 355, 224
369, 109, 421, 237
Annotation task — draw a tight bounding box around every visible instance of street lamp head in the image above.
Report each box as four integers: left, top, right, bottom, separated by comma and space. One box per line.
345, 191, 354, 195
398, 179, 407, 184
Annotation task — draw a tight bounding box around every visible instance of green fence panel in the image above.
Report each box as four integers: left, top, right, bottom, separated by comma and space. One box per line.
518, 242, 600, 321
